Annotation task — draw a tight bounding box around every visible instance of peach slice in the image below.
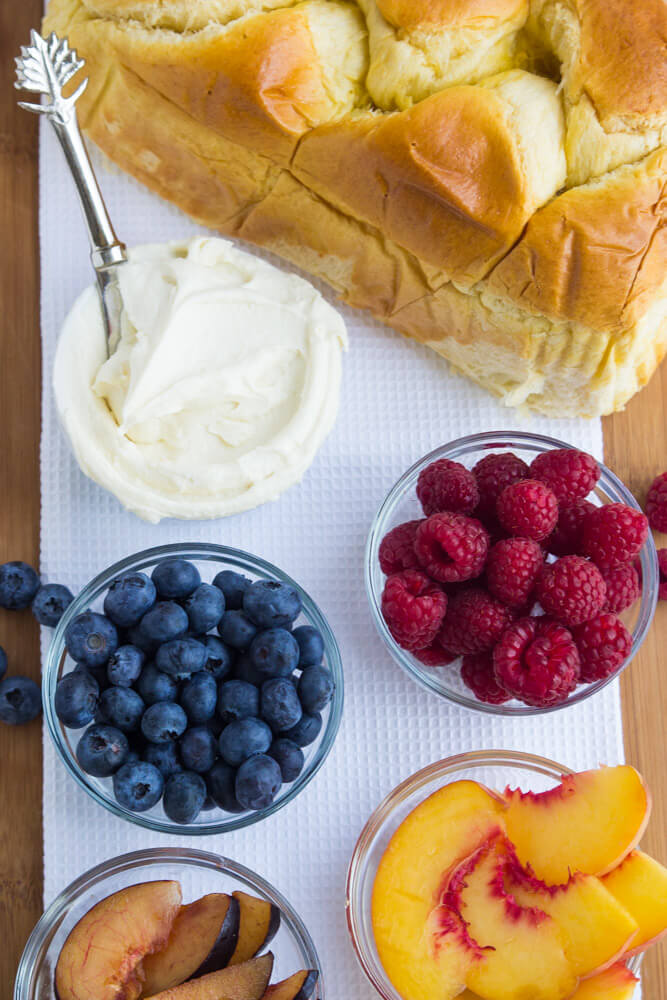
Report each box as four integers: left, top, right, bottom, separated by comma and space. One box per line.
144, 954, 273, 1000
602, 850, 667, 955
141, 893, 240, 995
567, 963, 638, 999
262, 970, 319, 1000
55, 880, 182, 1000
371, 780, 507, 1000
228, 892, 280, 966
504, 766, 650, 884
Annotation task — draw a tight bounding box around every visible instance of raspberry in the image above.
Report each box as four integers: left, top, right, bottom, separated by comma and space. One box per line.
461, 652, 510, 705
438, 587, 514, 655
571, 612, 632, 683
413, 641, 457, 667
417, 459, 479, 517
530, 448, 600, 503
473, 452, 529, 521
658, 549, 667, 601
493, 617, 580, 708
546, 499, 595, 557
381, 570, 447, 650
582, 503, 649, 570
497, 479, 559, 542
536, 555, 607, 626
646, 472, 667, 533
379, 519, 422, 575
601, 562, 641, 614
486, 538, 544, 608
414, 513, 489, 583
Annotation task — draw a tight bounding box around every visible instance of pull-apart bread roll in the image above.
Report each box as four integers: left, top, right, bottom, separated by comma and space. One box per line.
44, 0, 666, 417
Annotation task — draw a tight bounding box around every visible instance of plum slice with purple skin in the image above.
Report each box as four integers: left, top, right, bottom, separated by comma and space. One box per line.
263, 970, 319, 1000
143, 953, 273, 1000
229, 891, 281, 966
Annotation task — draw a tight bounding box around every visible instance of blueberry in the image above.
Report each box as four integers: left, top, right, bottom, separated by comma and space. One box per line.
107, 645, 144, 688
140, 602, 188, 646
143, 740, 182, 778
0, 676, 42, 725
218, 611, 258, 651
219, 717, 272, 767
0, 561, 40, 610
55, 670, 99, 728
152, 559, 200, 600
243, 580, 301, 629
74, 660, 109, 692
113, 760, 164, 812
213, 570, 251, 610
233, 653, 265, 686
135, 662, 178, 705
65, 611, 118, 668
180, 671, 217, 724
297, 666, 335, 713
250, 629, 299, 679
260, 678, 302, 733
31, 584, 74, 627
217, 679, 259, 725
235, 754, 282, 811
163, 770, 207, 824
141, 701, 188, 743
283, 711, 322, 747
201, 635, 233, 680
269, 738, 305, 783
183, 583, 225, 634
292, 625, 324, 668
76, 724, 128, 776
99, 687, 145, 733
104, 572, 156, 628
206, 760, 244, 813
180, 725, 217, 773
0, 646, 6, 681
156, 638, 207, 681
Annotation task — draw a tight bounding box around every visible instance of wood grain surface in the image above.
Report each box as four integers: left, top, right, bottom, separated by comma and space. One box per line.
0, 2, 665, 994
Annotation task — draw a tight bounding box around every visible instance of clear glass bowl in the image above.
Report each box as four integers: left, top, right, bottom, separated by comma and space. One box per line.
366, 431, 658, 715
44, 543, 343, 834
14, 847, 324, 1000
346, 750, 642, 1000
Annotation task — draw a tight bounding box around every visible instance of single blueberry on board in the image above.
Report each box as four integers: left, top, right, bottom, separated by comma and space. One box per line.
163, 770, 207, 824
135, 662, 179, 705
217, 610, 258, 651
141, 701, 188, 744
0, 561, 40, 610
32, 584, 74, 627
99, 687, 145, 733
297, 666, 335, 714
107, 645, 144, 688
292, 625, 325, 668
104, 572, 156, 627
243, 580, 302, 629
180, 725, 217, 773
143, 740, 182, 778
217, 679, 259, 725
283, 711, 322, 747
183, 583, 225, 634
212, 570, 251, 610
0, 646, 6, 681
218, 717, 272, 767
200, 635, 233, 680
250, 629, 299, 679
260, 677, 303, 733
155, 637, 207, 680
113, 760, 164, 812
269, 738, 305, 783
54, 670, 99, 728
235, 754, 282, 811
180, 671, 217, 724
76, 724, 129, 777
139, 601, 189, 646
206, 760, 244, 813
152, 559, 201, 600
0, 676, 42, 725
65, 611, 118, 668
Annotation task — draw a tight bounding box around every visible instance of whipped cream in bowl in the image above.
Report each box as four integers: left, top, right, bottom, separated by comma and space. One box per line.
54, 237, 347, 522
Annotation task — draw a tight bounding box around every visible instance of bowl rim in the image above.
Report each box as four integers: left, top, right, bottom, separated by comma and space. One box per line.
345, 749, 642, 1000
14, 846, 324, 1000
43, 542, 344, 834
365, 430, 658, 716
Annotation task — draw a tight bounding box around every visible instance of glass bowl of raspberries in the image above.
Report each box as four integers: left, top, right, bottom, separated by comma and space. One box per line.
367, 431, 658, 715
43, 543, 342, 833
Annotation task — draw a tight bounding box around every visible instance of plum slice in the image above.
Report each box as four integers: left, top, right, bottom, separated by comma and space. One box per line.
141, 893, 240, 995
54, 880, 182, 1000
263, 970, 319, 1000
143, 953, 274, 1000
229, 892, 281, 965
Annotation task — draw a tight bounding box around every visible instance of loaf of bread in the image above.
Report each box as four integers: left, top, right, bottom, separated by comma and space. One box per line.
43, 0, 666, 416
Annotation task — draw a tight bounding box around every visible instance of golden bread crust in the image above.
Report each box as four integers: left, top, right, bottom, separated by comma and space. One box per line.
376, 0, 526, 30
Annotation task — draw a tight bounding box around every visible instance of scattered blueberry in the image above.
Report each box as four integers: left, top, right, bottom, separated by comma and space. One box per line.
143, 740, 182, 778
200, 635, 233, 680
235, 754, 282, 811
261, 678, 303, 733
180, 725, 217, 773
219, 717, 272, 767
180, 671, 217, 724
140, 601, 188, 645
152, 559, 200, 600
217, 679, 259, 725
283, 711, 322, 747
141, 701, 188, 743
250, 629, 299, 679
218, 610, 258, 651
99, 687, 145, 733
183, 583, 225, 634
233, 653, 265, 686
135, 662, 178, 705
297, 666, 334, 713
0, 646, 7, 681
243, 580, 302, 629
113, 760, 164, 812
155, 637, 206, 680
32, 584, 74, 627
65, 611, 118, 668
107, 645, 144, 688
0, 676, 42, 725
292, 625, 324, 668
269, 738, 305, 783
0, 561, 40, 610
206, 760, 244, 813
213, 570, 251, 610
104, 573, 156, 627
76, 724, 128, 777
163, 770, 207, 824
55, 670, 99, 728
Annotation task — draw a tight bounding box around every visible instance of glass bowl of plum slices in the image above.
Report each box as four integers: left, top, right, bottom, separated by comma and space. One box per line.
366, 431, 658, 715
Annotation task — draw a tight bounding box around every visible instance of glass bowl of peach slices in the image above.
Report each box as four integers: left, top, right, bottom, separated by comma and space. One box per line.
347, 751, 667, 1000
15, 847, 322, 1000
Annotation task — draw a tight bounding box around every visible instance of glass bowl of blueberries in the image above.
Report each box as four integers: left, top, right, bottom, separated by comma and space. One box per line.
43, 543, 343, 834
